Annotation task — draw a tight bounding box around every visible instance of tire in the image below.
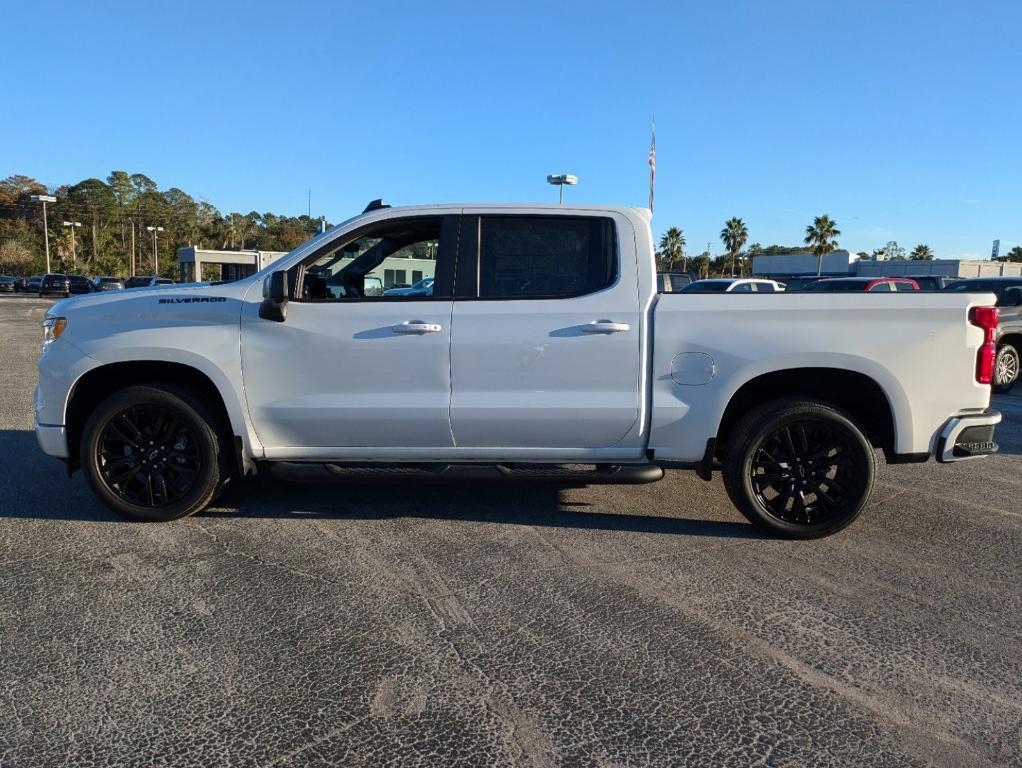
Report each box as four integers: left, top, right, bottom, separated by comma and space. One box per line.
722, 398, 875, 539
993, 344, 1019, 394
81, 384, 223, 521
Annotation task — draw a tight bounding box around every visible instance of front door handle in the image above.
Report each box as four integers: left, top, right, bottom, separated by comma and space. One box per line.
393, 321, 442, 334
581, 320, 630, 334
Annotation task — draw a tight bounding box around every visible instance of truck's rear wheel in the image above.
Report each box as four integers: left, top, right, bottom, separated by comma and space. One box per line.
723, 398, 875, 538
81, 384, 222, 521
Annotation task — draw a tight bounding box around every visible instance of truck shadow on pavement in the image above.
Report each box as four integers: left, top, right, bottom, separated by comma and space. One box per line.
1, 429, 761, 539
209, 475, 764, 540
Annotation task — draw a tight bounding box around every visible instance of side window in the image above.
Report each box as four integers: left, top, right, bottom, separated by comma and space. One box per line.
668, 275, 690, 292
893, 282, 915, 292
868, 282, 891, 292
756, 282, 775, 293
296, 216, 451, 301
477, 216, 615, 299
731, 282, 753, 292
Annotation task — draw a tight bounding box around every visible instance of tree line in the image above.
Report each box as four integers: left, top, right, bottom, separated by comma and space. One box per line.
655, 215, 1020, 277
0, 173, 330, 278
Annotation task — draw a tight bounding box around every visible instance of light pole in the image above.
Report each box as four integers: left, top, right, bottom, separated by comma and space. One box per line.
62, 221, 82, 268
546, 174, 578, 204
146, 226, 164, 274
30, 194, 57, 273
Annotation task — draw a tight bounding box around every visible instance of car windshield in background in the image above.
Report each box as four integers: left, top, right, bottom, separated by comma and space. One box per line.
806, 280, 870, 291
678, 281, 730, 293
945, 279, 1022, 305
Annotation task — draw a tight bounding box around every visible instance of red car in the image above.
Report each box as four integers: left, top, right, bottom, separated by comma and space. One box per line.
806, 277, 919, 292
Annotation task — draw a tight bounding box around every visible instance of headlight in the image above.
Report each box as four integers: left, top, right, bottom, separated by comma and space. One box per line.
42, 316, 67, 346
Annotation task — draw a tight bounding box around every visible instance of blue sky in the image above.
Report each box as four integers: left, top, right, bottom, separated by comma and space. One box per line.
4, 0, 1019, 258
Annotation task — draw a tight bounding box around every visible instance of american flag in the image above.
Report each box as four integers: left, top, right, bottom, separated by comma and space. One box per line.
648, 118, 656, 213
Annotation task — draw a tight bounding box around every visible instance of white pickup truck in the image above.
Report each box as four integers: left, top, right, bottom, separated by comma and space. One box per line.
36, 202, 1002, 538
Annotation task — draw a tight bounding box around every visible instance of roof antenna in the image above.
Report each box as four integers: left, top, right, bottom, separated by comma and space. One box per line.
363, 198, 390, 213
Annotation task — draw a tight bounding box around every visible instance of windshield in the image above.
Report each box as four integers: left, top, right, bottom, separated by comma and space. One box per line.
679, 281, 730, 293
946, 280, 1022, 305
806, 280, 868, 291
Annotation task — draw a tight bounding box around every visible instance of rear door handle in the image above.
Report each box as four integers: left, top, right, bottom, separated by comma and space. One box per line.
581, 320, 630, 334
393, 321, 442, 334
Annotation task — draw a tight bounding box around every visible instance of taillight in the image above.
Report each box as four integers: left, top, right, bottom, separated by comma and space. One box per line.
969, 306, 998, 384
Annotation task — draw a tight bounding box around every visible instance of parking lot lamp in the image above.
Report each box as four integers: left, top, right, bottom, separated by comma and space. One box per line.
62, 221, 82, 268
146, 226, 165, 274
546, 174, 578, 204
30, 194, 57, 273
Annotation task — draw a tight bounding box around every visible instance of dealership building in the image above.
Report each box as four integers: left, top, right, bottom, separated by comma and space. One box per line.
177, 247, 287, 283
752, 251, 1022, 279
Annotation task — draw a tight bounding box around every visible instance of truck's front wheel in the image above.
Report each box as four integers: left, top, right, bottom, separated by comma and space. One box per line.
81, 384, 223, 521
722, 399, 875, 538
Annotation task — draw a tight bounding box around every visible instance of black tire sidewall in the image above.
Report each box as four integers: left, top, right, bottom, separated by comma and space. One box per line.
81, 385, 220, 521
725, 400, 876, 539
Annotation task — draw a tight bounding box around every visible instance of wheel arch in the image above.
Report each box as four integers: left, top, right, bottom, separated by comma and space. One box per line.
716, 367, 898, 457
65, 360, 253, 476
998, 332, 1022, 354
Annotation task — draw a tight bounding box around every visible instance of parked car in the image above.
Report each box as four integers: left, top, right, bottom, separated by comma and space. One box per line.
656, 272, 693, 292
384, 276, 435, 297
123, 276, 175, 289
905, 275, 954, 290
39, 273, 70, 297
93, 276, 125, 291
806, 277, 919, 292
679, 278, 786, 293
13, 277, 28, 292
27, 275, 43, 293
783, 276, 823, 291
36, 201, 1000, 539
945, 277, 1022, 393
66, 274, 95, 295
0, 276, 16, 293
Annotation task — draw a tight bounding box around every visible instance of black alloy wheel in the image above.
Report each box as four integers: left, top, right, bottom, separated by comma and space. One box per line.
748, 418, 867, 526
723, 399, 875, 538
81, 385, 223, 521
96, 404, 201, 508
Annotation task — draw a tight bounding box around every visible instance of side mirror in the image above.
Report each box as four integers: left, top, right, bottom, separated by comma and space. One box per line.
259, 270, 289, 322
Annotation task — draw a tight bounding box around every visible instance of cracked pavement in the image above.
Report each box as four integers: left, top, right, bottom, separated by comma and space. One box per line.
1, 296, 1020, 766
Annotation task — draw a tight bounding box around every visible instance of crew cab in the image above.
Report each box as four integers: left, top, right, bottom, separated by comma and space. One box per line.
35, 203, 1002, 538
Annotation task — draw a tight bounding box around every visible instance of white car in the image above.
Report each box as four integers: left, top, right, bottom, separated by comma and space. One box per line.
679, 278, 786, 293
35, 202, 1001, 538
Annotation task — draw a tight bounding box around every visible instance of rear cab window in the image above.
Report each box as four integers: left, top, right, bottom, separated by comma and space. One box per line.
465, 215, 616, 299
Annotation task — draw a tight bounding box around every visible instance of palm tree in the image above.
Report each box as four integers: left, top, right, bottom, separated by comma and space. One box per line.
658, 227, 686, 271
720, 217, 748, 277
804, 215, 841, 276
910, 244, 933, 260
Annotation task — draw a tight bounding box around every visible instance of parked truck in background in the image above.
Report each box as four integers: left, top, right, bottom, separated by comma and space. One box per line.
35, 202, 1002, 538
945, 277, 1022, 393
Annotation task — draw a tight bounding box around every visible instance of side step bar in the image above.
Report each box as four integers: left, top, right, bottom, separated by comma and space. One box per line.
271, 462, 664, 485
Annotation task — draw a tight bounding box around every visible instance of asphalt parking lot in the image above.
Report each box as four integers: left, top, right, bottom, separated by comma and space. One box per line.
1, 295, 1020, 767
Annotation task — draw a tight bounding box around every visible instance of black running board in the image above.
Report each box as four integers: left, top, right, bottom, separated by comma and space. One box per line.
271, 462, 664, 485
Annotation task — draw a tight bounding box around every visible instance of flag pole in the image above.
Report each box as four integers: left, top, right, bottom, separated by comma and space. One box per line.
648, 116, 656, 214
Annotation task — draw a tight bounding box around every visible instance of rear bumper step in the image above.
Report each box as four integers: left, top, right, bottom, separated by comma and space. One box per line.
937, 408, 1002, 462
271, 462, 664, 485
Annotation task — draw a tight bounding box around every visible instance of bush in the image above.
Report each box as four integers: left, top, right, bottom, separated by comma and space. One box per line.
0, 239, 34, 275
